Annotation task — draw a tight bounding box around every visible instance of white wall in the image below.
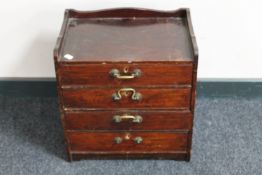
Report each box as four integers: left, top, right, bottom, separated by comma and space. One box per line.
0, 0, 261, 78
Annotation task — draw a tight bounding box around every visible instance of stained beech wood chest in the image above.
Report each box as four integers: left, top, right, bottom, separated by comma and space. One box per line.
54, 8, 198, 161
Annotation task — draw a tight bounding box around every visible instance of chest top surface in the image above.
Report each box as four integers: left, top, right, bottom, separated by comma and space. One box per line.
56, 8, 197, 63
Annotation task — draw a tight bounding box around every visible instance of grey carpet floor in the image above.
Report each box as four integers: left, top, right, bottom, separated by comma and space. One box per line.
0, 95, 261, 175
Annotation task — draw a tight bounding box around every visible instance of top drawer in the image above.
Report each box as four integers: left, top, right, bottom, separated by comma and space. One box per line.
58, 63, 193, 87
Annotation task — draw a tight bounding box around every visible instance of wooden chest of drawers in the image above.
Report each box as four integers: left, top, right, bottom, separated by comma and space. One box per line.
54, 8, 198, 161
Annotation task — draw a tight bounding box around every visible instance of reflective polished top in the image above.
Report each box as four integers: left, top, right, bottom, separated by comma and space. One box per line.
60, 17, 194, 62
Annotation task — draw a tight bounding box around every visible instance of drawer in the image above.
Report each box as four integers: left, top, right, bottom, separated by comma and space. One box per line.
62, 87, 191, 109
58, 63, 193, 86
64, 110, 192, 131
67, 131, 188, 152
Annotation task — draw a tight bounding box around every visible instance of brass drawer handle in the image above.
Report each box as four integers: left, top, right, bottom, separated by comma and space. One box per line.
133, 137, 143, 144
109, 69, 141, 79
112, 88, 142, 101
114, 137, 122, 144
114, 136, 143, 144
113, 114, 143, 123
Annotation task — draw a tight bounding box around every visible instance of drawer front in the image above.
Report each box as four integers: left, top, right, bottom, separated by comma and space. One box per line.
62, 87, 191, 109
64, 111, 192, 131
67, 131, 188, 152
58, 63, 193, 86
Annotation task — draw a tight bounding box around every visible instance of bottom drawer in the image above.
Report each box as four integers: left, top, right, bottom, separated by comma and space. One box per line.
67, 131, 188, 152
